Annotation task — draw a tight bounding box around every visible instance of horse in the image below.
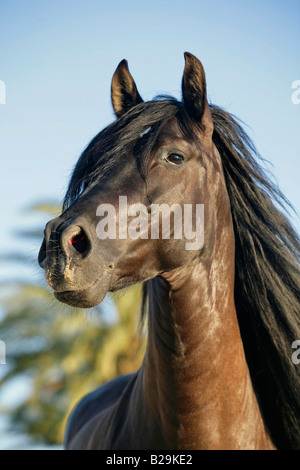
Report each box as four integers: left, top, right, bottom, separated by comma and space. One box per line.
38, 52, 300, 450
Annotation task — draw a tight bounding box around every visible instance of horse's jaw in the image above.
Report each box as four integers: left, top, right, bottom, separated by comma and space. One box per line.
53, 270, 111, 308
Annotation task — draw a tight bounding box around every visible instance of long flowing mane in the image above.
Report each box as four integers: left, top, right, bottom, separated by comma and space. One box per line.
211, 105, 300, 449
63, 98, 300, 449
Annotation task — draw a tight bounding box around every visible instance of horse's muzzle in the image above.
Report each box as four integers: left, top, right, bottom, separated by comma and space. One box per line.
38, 215, 113, 301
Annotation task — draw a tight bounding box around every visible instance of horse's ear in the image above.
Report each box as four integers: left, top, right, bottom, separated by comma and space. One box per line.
111, 59, 143, 118
182, 52, 213, 135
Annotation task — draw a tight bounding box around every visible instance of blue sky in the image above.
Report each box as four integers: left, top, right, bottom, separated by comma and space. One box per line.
0, 0, 299, 449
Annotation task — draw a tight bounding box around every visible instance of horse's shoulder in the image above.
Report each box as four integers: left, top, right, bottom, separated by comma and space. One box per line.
64, 372, 136, 448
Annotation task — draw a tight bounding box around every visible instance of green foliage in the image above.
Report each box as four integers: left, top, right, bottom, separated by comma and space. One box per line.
0, 204, 145, 445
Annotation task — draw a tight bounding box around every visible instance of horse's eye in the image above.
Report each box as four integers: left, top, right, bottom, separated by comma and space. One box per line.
166, 154, 185, 165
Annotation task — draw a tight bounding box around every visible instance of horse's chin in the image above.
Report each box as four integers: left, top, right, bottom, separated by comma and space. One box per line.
54, 290, 106, 308
54, 275, 110, 308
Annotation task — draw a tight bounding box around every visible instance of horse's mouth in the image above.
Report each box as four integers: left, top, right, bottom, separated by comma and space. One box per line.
54, 272, 111, 308
54, 289, 106, 308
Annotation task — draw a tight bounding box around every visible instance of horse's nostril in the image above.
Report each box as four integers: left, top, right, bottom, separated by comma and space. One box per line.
69, 232, 85, 246
67, 228, 90, 255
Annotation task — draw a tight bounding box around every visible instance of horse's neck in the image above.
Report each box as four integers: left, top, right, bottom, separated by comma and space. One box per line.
139, 259, 275, 449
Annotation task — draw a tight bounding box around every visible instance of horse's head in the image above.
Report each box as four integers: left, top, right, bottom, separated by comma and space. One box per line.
38, 53, 231, 308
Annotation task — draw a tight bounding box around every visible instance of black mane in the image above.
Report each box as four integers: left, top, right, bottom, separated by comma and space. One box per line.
211, 105, 300, 449
64, 98, 300, 449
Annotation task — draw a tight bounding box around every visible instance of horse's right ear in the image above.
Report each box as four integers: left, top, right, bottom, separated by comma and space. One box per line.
182, 52, 213, 137
111, 60, 143, 118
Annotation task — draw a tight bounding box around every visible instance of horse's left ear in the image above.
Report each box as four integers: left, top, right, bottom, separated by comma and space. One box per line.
111, 59, 143, 118
182, 52, 213, 136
